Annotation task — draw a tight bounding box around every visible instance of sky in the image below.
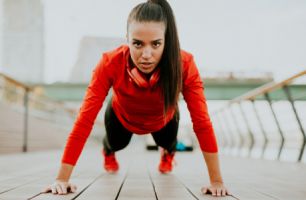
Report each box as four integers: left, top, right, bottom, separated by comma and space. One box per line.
42, 0, 306, 83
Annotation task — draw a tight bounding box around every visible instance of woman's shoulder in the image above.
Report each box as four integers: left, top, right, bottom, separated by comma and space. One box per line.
102, 44, 129, 64
180, 49, 194, 63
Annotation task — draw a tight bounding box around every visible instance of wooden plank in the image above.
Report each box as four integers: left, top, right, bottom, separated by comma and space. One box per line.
173, 151, 277, 200
0, 141, 306, 199
0, 173, 48, 194
117, 155, 156, 200
75, 173, 126, 200
30, 174, 102, 200
149, 172, 197, 200
247, 180, 306, 200
75, 153, 130, 200
145, 151, 197, 200
0, 156, 100, 199
0, 147, 99, 199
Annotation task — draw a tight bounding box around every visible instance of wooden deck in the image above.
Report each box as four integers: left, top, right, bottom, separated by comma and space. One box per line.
0, 139, 306, 200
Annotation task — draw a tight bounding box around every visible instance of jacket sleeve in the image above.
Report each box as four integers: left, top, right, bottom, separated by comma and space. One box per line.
182, 55, 218, 153
61, 53, 114, 165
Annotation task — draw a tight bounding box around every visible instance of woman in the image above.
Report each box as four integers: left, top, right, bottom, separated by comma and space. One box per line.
44, 0, 230, 197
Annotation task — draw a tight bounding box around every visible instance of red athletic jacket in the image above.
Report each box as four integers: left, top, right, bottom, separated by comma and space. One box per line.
62, 45, 218, 165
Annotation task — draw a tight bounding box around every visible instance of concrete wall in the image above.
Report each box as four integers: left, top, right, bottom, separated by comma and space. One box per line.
0, 0, 44, 83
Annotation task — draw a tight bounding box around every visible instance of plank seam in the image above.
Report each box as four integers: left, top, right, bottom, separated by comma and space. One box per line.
147, 167, 158, 200
114, 169, 129, 200
249, 186, 280, 200
175, 175, 241, 200
0, 176, 47, 195
71, 174, 103, 200
26, 171, 98, 199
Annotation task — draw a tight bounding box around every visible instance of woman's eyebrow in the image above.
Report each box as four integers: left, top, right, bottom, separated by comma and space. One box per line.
132, 39, 163, 42
132, 39, 142, 43
152, 39, 163, 42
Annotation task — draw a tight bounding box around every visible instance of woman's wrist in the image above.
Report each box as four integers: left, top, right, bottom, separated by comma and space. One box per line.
209, 176, 224, 184
56, 163, 74, 182
210, 180, 224, 184
55, 177, 69, 182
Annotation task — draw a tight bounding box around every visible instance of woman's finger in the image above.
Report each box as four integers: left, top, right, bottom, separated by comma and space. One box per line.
216, 188, 222, 196
51, 186, 57, 194
221, 188, 227, 196
42, 186, 51, 193
56, 185, 63, 194
201, 187, 207, 194
211, 188, 217, 196
70, 184, 77, 193
59, 183, 67, 194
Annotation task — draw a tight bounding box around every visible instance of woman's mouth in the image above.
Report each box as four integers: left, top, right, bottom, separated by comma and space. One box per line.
140, 62, 154, 69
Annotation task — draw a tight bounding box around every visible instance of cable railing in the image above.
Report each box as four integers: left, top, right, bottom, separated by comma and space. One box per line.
0, 72, 78, 153
212, 70, 306, 162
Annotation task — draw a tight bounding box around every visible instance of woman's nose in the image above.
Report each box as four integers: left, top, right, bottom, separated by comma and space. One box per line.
142, 47, 152, 59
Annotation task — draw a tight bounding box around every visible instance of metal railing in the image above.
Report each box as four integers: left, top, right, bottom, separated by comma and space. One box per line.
212, 70, 306, 162
0, 72, 77, 152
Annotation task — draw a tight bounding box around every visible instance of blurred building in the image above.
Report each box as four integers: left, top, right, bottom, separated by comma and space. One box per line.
69, 36, 126, 83
0, 0, 44, 83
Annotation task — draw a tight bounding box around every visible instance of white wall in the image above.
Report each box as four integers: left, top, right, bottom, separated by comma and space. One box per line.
42, 0, 306, 83
1, 0, 306, 83
1, 0, 44, 83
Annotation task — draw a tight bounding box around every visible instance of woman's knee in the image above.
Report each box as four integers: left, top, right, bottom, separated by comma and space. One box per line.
110, 136, 132, 151
104, 133, 132, 152
152, 133, 177, 151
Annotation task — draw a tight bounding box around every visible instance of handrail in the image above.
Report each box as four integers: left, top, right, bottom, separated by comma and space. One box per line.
0, 72, 32, 91
213, 69, 306, 162
229, 70, 306, 103
0, 72, 104, 153
0, 72, 77, 115
0, 72, 75, 152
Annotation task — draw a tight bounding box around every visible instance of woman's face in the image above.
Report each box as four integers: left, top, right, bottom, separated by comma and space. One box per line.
127, 21, 165, 74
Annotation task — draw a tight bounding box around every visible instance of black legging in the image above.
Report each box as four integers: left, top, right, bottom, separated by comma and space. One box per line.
103, 101, 179, 154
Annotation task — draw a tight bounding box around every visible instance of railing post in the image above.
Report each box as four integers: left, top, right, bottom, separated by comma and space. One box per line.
264, 93, 284, 160
229, 104, 244, 150
222, 109, 236, 151
23, 88, 29, 152
283, 85, 306, 161
251, 100, 268, 158
217, 112, 229, 150
238, 102, 255, 156
213, 113, 226, 148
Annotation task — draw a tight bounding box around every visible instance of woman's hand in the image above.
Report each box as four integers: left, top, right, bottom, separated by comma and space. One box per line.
201, 182, 231, 197
43, 180, 77, 195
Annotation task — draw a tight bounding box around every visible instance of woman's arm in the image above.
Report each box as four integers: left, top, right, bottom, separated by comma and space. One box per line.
202, 152, 223, 183
180, 52, 230, 196
201, 152, 230, 196
43, 52, 117, 195
56, 163, 74, 181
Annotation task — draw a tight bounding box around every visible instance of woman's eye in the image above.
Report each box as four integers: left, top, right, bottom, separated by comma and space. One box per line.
153, 42, 161, 47
133, 42, 142, 48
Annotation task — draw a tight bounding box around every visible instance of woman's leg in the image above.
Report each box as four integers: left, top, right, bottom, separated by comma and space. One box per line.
151, 109, 179, 153
103, 101, 133, 154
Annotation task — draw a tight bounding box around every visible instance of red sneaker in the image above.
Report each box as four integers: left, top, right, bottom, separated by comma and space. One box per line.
158, 149, 175, 173
102, 150, 119, 173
